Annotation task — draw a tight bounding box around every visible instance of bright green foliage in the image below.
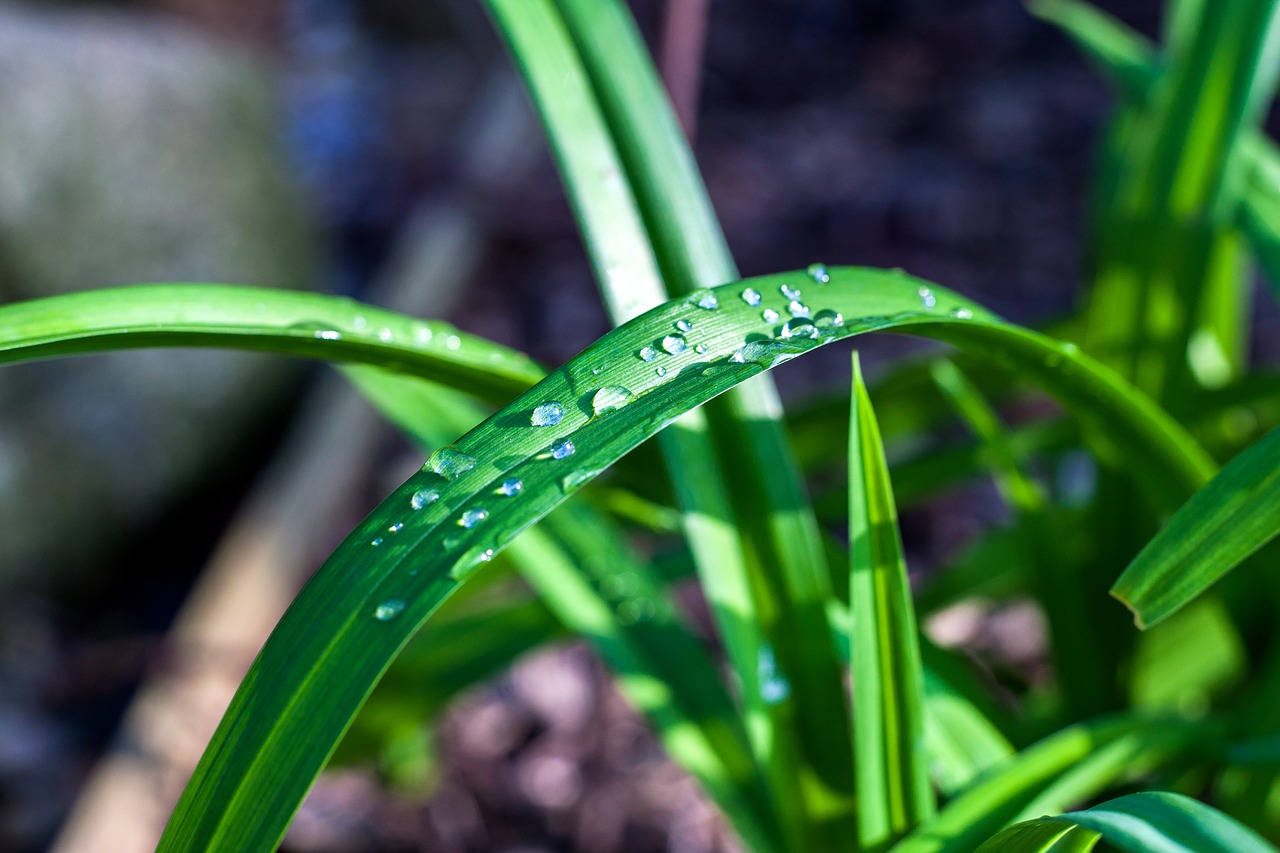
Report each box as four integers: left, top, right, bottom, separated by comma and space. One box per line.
5, 0, 1280, 850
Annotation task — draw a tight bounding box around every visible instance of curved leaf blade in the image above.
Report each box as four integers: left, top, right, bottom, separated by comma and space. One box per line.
1113, 426, 1280, 628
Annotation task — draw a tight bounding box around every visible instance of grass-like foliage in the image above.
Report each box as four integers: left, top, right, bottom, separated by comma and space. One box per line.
7, 0, 1280, 849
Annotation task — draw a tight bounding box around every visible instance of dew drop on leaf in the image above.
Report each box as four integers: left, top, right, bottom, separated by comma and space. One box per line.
780, 283, 802, 301
551, 438, 576, 459
814, 309, 844, 329
370, 537, 383, 547
730, 341, 780, 365
498, 478, 523, 497
425, 446, 477, 480
917, 286, 937, 308
695, 344, 707, 355
458, 508, 489, 528
373, 599, 406, 621
740, 287, 762, 306
639, 346, 658, 362
692, 290, 719, 310
949, 307, 974, 319
779, 318, 819, 340
378, 328, 393, 342
478, 549, 495, 562
787, 300, 810, 318
562, 469, 600, 493
675, 319, 692, 333
762, 308, 780, 324
807, 263, 830, 283
531, 401, 564, 427
388, 522, 404, 533
655, 366, 667, 377
592, 386, 634, 415
661, 334, 687, 355
411, 488, 440, 510
314, 330, 342, 341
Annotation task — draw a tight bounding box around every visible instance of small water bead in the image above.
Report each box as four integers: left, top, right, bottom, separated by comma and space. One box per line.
762, 308, 780, 324
741, 287, 762, 306
661, 334, 688, 355
415, 325, 432, 343
692, 290, 719, 310
731, 340, 780, 365
807, 263, 830, 284
561, 469, 598, 492
373, 599, 406, 622
378, 328, 393, 342
787, 300, 811, 318
458, 508, 489, 528
592, 386, 635, 415
780, 283, 802, 301
757, 646, 792, 704
551, 438, 576, 459
917, 286, 937, 308
675, 319, 693, 333
655, 366, 667, 377
498, 478, 524, 497
949, 307, 974, 320
813, 309, 845, 329
779, 318, 819, 340
314, 329, 342, 341
353, 315, 369, 330
591, 367, 602, 376
478, 549, 495, 562
370, 537, 384, 547
694, 344, 707, 355
388, 522, 404, 533
531, 401, 564, 427
411, 488, 440, 510
445, 335, 461, 350
638, 346, 658, 363
425, 446, 477, 480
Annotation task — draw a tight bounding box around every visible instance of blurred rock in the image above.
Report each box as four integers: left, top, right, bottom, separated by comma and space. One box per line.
0, 1, 316, 587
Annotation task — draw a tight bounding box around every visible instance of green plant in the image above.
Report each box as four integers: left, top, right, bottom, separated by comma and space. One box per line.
8, 0, 1280, 849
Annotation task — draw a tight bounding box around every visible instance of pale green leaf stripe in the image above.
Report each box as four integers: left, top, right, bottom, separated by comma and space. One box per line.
890, 716, 1206, 853
1031, 0, 1280, 300
848, 353, 934, 850
480, 3, 797, 841
921, 669, 1014, 797
0, 268, 1202, 852
347, 366, 782, 851
1113, 426, 1280, 628
0, 284, 543, 403
979, 792, 1277, 853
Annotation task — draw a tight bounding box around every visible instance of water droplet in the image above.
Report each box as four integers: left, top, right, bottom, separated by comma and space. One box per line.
807, 263, 830, 284
787, 300, 810, 318
762, 308, 780, 324
949, 307, 974, 320
458, 508, 489, 529
592, 386, 634, 415
388, 522, 404, 533
695, 344, 707, 354
661, 334, 687, 355
498, 478, 523, 497
561, 469, 599, 492
779, 318, 819, 340
741, 287, 762, 306
551, 439, 576, 459
425, 446, 477, 480
531, 401, 564, 427
757, 646, 791, 703
411, 488, 440, 510
639, 346, 658, 362
917, 286, 937, 308
655, 366, 667, 377
374, 599, 406, 621
814, 309, 844, 329
446, 335, 461, 350
780, 283, 802, 301
371, 537, 383, 547
675, 319, 692, 333
353, 315, 369, 330
415, 325, 432, 343
314, 330, 342, 341
692, 290, 719, 310
378, 328, 393, 342
730, 341, 781, 365
479, 549, 495, 562
591, 367, 602, 376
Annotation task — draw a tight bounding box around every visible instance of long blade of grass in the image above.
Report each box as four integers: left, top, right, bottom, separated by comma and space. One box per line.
979, 792, 1278, 853
479, 3, 799, 842
848, 353, 934, 850
922, 668, 1015, 797
0, 284, 542, 403
0, 269, 1200, 851
1112, 426, 1280, 628
889, 715, 1208, 853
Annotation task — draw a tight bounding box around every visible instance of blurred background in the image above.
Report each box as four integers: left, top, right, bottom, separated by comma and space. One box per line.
0, 0, 1220, 850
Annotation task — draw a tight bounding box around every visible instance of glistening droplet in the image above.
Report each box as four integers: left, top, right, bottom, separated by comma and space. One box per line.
531, 401, 564, 427
661, 334, 687, 355
807, 263, 830, 283
592, 386, 634, 415
498, 478, 523, 497
551, 439, 575, 459
741, 287, 762, 306
374, 599, 406, 621
411, 488, 440, 510
425, 446, 477, 480
458, 508, 489, 528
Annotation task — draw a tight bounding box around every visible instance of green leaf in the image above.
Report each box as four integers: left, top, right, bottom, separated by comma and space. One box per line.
982, 791, 1278, 853
849, 352, 934, 850
6, 269, 1188, 852
890, 715, 1208, 853
0, 284, 543, 404
922, 668, 1015, 797
975, 819, 1100, 852
1113, 426, 1280, 628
